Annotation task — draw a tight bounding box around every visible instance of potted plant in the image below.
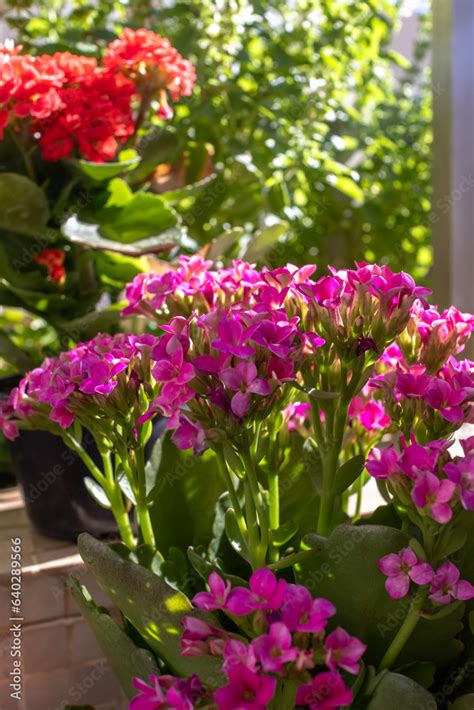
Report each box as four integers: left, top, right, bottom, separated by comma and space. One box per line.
0, 28, 201, 538
1, 260, 473, 707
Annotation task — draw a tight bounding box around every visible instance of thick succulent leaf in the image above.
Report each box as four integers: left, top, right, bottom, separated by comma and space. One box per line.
297, 525, 464, 666
71, 155, 141, 182
148, 436, 224, 555
449, 694, 474, 709
241, 222, 287, 262
355, 670, 436, 710
69, 577, 159, 699
333, 454, 365, 495
77, 533, 224, 686
0, 173, 50, 237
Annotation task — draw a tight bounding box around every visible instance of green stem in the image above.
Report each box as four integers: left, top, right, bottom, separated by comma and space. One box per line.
379, 587, 428, 670
243, 479, 263, 569
268, 469, 280, 563
267, 550, 314, 570
241, 445, 269, 566
125, 451, 157, 551
100, 450, 135, 549
216, 448, 248, 543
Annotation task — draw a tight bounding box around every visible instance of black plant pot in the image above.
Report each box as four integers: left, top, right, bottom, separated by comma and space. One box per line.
9, 420, 166, 541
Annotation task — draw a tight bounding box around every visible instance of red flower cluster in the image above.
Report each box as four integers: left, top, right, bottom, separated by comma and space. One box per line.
34, 248, 66, 284
0, 30, 195, 162
104, 28, 196, 119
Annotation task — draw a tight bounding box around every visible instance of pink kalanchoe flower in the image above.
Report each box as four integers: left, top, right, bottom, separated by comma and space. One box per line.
444, 455, 474, 510
378, 547, 433, 599
280, 584, 335, 633
180, 616, 226, 657
366, 446, 400, 480
460, 436, 474, 454
130, 674, 199, 710
398, 440, 446, 480
396, 369, 431, 398
212, 317, 255, 358
425, 378, 467, 423
171, 417, 206, 455
222, 640, 258, 673
152, 344, 195, 386
295, 671, 353, 710
349, 397, 390, 431
220, 362, 272, 418
283, 401, 311, 432
226, 569, 287, 616
250, 622, 298, 673
428, 561, 474, 605
411, 472, 457, 523
325, 627, 367, 675
192, 572, 232, 612
214, 664, 276, 710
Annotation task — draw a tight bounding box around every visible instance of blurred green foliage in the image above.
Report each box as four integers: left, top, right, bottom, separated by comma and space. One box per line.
5, 0, 432, 280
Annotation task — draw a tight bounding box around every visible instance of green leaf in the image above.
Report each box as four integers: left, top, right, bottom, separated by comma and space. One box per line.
0, 173, 50, 238
83, 477, 112, 509
399, 661, 436, 689
62, 178, 182, 252
206, 228, 244, 261
69, 577, 159, 699
145, 433, 164, 496
449, 694, 474, 709
302, 438, 323, 495
117, 469, 136, 505
242, 222, 287, 262
333, 454, 365, 496
435, 523, 468, 560
148, 436, 224, 555
0, 335, 35, 371
307, 388, 340, 400
327, 174, 364, 203
272, 521, 299, 547
92, 251, 149, 288
357, 670, 436, 710
130, 128, 182, 184
77, 533, 224, 685
71, 155, 141, 182
56, 304, 124, 341
298, 525, 464, 667
62, 215, 181, 256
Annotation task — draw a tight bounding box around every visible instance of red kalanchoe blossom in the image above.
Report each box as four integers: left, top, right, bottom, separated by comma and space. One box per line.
104, 28, 196, 119
34, 248, 66, 284
38, 69, 135, 162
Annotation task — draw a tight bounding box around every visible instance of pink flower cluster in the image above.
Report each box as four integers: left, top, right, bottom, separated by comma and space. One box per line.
370, 358, 474, 437
130, 569, 366, 709
400, 301, 474, 374
0, 333, 162, 441
366, 437, 474, 523
130, 675, 206, 710
379, 548, 474, 604
140, 308, 319, 454
123, 259, 431, 357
